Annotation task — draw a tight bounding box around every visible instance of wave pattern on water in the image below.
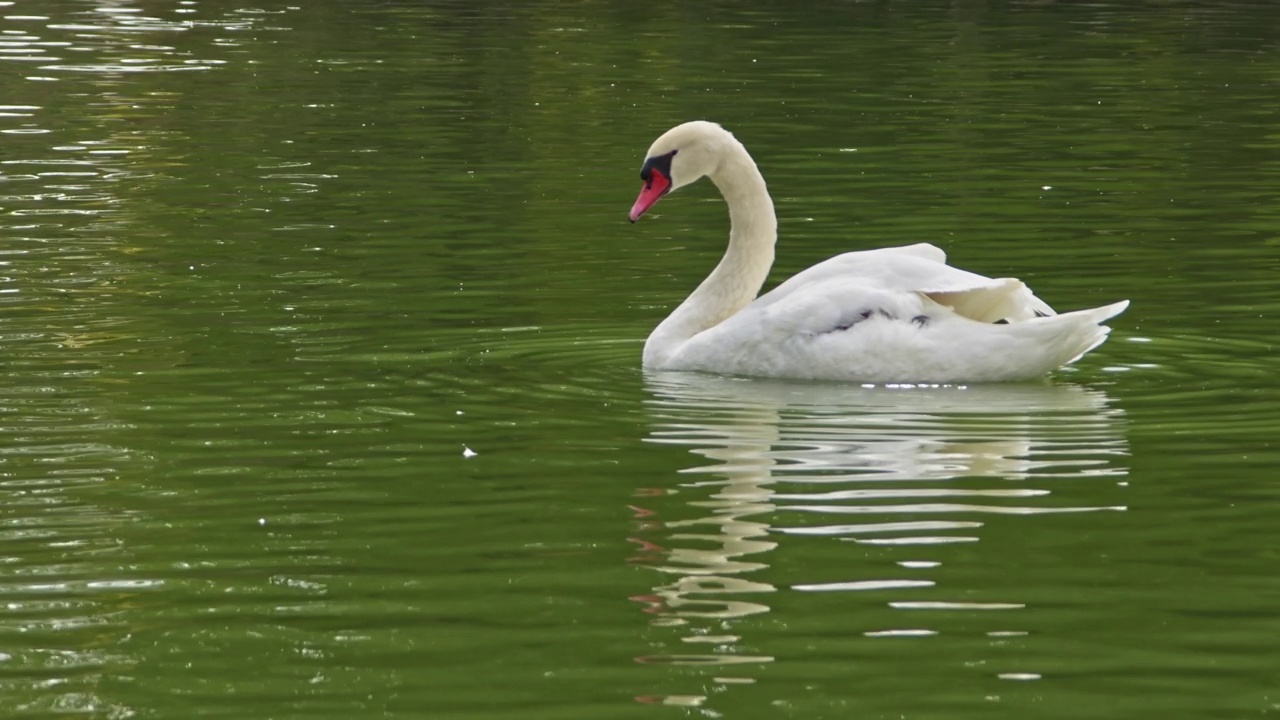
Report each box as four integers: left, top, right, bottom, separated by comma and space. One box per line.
632, 374, 1129, 704
0, 0, 1278, 717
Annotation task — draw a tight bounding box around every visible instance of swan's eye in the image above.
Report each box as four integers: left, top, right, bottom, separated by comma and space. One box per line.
639, 149, 678, 188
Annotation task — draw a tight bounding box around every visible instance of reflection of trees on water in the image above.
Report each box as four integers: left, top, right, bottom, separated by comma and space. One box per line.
631, 373, 1128, 707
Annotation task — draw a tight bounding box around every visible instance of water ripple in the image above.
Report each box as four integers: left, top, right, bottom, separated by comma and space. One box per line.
633, 373, 1129, 673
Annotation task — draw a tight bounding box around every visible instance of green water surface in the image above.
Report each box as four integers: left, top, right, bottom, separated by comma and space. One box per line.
1, 2, 1278, 718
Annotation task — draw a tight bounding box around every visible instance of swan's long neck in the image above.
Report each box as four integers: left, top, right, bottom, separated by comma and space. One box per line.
644, 140, 777, 367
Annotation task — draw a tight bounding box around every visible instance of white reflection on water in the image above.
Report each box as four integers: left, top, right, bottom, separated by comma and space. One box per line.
632, 372, 1128, 701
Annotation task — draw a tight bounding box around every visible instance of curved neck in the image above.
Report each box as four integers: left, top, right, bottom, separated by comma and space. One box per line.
644, 140, 777, 367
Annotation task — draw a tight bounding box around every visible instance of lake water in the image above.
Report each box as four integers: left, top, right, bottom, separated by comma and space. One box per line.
2, 1, 1278, 718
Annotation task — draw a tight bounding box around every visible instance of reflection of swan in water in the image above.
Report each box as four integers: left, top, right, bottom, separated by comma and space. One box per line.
630, 372, 1128, 708
648, 374, 1127, 482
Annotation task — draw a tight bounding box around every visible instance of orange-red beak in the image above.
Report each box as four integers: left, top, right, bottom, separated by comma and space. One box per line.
629, 168, 672, 223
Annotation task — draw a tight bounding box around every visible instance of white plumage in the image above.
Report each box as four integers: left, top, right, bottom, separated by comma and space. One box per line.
629, 121, 1128, 383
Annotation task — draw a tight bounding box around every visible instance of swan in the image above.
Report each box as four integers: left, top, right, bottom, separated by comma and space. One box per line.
627, 121, 1129, 383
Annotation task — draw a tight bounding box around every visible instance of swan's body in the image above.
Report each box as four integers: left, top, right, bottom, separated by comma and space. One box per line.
628, 121, 1128, 383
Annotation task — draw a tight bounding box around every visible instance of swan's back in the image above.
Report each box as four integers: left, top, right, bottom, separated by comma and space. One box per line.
663, 244, 1126, 383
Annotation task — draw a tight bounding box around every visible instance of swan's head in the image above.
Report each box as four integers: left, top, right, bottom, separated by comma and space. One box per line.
629, 121, 737, 223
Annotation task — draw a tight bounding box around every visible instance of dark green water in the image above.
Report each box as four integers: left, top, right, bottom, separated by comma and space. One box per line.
1, 1, 1278, 718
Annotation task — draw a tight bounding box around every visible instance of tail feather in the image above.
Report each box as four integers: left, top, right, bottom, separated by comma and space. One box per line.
1037, 299, 1130, 368
919, 299, 1130, 382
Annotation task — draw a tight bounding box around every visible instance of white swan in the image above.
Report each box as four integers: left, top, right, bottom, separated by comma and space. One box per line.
628, 121, 1129, 383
